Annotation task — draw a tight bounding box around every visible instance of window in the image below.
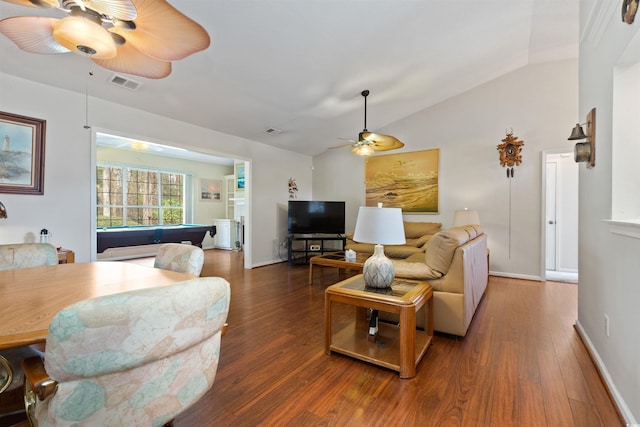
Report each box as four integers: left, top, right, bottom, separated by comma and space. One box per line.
612, 30, 640, 223
97, 165, 185, 227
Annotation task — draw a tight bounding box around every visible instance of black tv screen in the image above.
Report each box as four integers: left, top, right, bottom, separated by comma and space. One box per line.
288, 201, 345, 234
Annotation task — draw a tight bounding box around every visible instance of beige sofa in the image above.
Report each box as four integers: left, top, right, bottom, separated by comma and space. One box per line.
389, 225, 488, 336
345, 221, 442, 259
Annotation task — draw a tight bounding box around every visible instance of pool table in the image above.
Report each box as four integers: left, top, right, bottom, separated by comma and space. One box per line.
97, 224, 216, 253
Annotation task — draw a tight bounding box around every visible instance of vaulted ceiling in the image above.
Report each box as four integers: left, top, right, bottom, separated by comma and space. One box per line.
0, 0, 578, 157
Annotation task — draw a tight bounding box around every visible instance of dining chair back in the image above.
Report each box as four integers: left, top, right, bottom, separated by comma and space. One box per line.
23, 276, 231, 427
0, 243, 58, 271
153, 243, 205, 276
0, 243, 55, 419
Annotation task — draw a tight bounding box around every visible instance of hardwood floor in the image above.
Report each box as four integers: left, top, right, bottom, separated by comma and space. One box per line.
167, 249, 622, 427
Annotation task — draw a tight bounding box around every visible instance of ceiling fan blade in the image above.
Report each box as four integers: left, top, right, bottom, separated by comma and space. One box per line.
336, 137, 357, 142
0, 16, 69, 54
85, 0, 137, 21
329, 142, 357, 149
111, 0, 210, 62
1, 0, 58, 8
92, 40, 171, 79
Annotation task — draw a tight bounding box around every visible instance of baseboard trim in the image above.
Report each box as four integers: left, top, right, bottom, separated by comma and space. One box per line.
489, 271, 543, 282
574, 320, 637, 425
251, 259, 285, 268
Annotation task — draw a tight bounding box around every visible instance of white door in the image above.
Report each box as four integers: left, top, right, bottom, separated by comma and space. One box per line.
544, 152, 578, 278
546, 162, 558, 270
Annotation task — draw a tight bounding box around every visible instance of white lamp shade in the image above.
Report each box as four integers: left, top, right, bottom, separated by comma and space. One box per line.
353, 206, 406, 245
452, 209, 480, 227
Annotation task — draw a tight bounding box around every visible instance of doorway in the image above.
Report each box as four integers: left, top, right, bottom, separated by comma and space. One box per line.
543, 152, 578, 283
90, 131, 251, 269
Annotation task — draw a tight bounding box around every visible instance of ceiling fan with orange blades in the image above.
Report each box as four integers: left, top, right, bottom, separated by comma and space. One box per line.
0, 0, 210, 79
331, 89, 404, 156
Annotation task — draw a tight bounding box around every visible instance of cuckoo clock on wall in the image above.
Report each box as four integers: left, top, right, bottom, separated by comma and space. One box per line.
497, 130, 524, 178
496, 129, 524, 259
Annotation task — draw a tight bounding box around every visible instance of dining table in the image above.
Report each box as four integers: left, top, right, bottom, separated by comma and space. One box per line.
0, 262, 195, 350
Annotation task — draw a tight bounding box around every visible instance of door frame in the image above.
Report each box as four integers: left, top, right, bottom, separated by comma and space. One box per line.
540, 150, 577, 279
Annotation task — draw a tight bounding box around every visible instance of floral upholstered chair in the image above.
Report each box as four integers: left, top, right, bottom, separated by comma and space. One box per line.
21, 277, 231, 427
0, 243, 56, 416
0, 243, 58, 271
153, 243, 205, 276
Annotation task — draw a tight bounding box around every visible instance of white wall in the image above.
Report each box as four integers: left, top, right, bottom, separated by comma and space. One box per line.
0, 73, 313, 267
314, 59, 579, 280
576, 0, 640, 422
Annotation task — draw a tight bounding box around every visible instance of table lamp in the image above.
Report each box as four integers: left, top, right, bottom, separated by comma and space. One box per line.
452, 209, 480, 227
353, 205, 405, 288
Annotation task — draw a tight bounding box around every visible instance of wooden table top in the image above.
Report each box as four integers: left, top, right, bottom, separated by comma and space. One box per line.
325, 274, 432, 307
0, 262, 194, 350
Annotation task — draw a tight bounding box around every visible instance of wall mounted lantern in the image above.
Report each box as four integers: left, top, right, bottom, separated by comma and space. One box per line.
568, 108, 596, 168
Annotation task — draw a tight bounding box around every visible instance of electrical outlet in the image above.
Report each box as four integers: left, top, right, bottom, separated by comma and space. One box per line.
604, 314, 610, 337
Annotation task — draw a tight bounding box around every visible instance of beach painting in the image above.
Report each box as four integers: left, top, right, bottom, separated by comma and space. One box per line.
364, 148, 439, 214
0, 112, 46, 195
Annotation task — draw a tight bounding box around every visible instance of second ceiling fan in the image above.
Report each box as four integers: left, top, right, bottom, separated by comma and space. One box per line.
332, 90, 404, 156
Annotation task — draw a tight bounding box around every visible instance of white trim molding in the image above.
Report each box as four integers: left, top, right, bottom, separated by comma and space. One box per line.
606, 219, 640, 240
574, 320, 638, 425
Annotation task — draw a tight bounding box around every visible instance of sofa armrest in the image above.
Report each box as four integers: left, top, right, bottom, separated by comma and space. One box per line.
392, 259, 443, 280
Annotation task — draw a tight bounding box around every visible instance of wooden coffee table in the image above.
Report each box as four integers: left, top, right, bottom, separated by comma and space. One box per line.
308, 251, 369, 285
324, 274, 433, 378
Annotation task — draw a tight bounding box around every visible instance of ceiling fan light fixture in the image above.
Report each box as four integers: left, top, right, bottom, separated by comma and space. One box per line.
353, 145, 375, 156
53, 15, 117, 59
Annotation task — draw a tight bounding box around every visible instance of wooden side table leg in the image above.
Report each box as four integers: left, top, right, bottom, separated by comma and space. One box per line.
324, 294, 332, 354
309, 262, 314, 285
427, 292, 434, 338
399, 305, 417, 378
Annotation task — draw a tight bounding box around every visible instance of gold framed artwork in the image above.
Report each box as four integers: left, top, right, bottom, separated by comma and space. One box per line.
200, 178, 222, 201
364, 148, 439, 214
0, 111, 46, 195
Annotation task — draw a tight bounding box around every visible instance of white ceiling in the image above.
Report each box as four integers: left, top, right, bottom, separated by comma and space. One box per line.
0, 0, 578, 157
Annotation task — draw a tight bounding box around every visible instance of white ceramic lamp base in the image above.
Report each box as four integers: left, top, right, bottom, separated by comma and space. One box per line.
362, 244, 395, 288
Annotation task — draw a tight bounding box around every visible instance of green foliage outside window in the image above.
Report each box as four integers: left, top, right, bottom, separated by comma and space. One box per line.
97, 166, 185, 227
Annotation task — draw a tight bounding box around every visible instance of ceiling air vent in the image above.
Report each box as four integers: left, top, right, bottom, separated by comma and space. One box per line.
264, 127, 282, 135
109, 74, 142, 91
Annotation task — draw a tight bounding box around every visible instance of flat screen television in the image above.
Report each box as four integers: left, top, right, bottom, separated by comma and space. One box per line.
288, 201, 345, 234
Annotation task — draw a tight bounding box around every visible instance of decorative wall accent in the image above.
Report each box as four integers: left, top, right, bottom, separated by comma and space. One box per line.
288, 177, 298, 199
364, 149, 439, 214
496, 129, 524, 178
235, 163, 245, 192
200, 179, 222, 201
622, 0, 638, 24
0, 111, 46, 195
496, 129, 525, 258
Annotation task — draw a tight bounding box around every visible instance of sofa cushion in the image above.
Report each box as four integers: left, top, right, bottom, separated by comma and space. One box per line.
415, 234, 433, 248
424, 227, 471, 275
403, 221, 442, 239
